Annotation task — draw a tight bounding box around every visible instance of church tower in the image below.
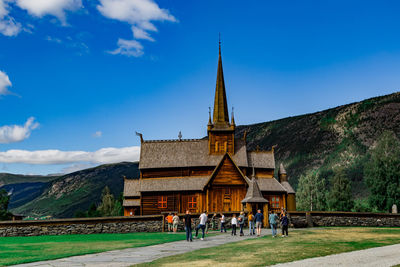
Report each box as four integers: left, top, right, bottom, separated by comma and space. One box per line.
208, 42, 235, 155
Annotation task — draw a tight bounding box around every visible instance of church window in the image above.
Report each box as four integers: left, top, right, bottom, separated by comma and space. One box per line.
270, 196, 280, 208
215, 141, 219, 152
224, 141, 227, 152
188, 196, 197, 208
158, 196, 167, 209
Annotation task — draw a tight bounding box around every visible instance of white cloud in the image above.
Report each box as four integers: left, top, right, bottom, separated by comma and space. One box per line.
93, 131, 102, 138
97, 0, 176, 56
0, 0, 21, 36
0, 146, 140, 164
0, 70, 12, 95
0, 117, 39, 144
15, 0, 82, 25
108, 38, 143, 57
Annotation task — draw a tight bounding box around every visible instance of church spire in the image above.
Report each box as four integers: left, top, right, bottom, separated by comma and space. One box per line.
213, 37, 230, 127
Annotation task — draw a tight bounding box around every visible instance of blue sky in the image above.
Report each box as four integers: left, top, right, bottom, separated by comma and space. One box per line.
1, 1, 400, 175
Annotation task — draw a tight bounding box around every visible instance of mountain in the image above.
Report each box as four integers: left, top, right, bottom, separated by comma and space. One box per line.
236, 92, 400, 197
9, 162, 139, 218
5, 92, 400, 218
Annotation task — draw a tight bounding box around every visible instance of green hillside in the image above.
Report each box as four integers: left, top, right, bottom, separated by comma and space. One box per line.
237, 91, 400, 197
5, 92, 400, 218
0, 173, 59, 187
10, 162, 139, 218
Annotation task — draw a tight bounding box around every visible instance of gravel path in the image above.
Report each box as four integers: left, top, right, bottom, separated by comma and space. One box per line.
271, 243, 400, 267
12, 229, 400, 267
13, 229, 271, 267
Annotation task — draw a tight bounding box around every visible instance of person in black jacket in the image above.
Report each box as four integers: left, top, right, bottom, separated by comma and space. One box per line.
281, 212, 289, 237
183, 210, 193, 241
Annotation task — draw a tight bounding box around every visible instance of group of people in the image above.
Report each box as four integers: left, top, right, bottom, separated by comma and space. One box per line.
165, 208, 289, 242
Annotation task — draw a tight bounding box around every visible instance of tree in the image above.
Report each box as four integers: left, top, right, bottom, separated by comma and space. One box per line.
327, 169, 354, 211
296, 170, 327, 211
97, 186, 116, 217
0, 189, 12, 221
96, 186, 122, 217
365, 131, 400, 212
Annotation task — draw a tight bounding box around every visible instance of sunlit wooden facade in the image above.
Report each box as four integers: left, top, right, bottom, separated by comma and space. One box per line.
123, 44, 296, 219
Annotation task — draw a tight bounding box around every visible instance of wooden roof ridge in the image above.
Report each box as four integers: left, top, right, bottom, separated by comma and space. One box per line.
204, 152, 249, 188
143, 138, 203, 143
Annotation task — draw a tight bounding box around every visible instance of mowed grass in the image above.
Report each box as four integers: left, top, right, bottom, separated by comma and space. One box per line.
0, 232, 186, 266
138, 227, 400, 267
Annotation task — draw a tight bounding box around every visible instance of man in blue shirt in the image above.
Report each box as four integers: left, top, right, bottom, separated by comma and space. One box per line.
269, 211, 279, 237
254, 209, 264, 237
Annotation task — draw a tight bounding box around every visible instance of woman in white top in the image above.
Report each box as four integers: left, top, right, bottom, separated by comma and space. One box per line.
231, 214, 238, 236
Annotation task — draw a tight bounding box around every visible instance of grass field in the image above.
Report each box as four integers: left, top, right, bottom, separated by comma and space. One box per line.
138, 227, 400, 267
0, 232, 185, 266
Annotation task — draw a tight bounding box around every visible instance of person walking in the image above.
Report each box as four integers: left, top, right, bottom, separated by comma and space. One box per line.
183, 210, 193, 242
195, 211, 208, 240
254, 209, 264, 237
238, 211, 245, 236
231, 214, 238, 236
281, 212, 289, 237
172, 213, 180, 233
220, 213, 227, 233
248, 211, 255, 235
211, 213, 217, 230
166, 213, 173, 232
269, 211, 279, 237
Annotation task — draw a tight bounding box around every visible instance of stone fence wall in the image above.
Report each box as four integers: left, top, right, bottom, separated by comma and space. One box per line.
0, 215, 163, 237
1, 211, 399, 237
288, 211, 400, 228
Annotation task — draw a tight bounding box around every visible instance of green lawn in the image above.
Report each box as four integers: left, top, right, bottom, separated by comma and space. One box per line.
138, 227, 400, 267
0, 232, 186, 266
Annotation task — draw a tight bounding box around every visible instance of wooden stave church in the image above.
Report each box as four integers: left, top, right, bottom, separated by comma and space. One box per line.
123, 44, 296, 222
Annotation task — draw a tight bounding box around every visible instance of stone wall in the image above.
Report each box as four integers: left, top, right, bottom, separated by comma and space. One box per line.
0, 215, 163, 237
288, 211, 400, 228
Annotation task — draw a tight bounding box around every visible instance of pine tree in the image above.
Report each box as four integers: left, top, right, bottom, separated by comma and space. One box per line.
0, 189, 11, 221
296, 170, 327, 211
327, 169, 354, 211
365, 131, 400, 212
97, 186, 116, 217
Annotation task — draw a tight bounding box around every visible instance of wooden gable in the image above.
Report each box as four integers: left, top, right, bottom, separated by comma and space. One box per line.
208, 153, 247, 186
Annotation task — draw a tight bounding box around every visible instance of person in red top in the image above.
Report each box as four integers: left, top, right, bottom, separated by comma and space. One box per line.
166, 213, 173, 232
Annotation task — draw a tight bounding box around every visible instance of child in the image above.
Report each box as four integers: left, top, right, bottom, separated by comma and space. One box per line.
231, 214, 238, 236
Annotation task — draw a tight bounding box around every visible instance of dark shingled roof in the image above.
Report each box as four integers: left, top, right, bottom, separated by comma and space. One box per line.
257, 178, 287, 192
248, 151, 275, 169
140, 177, 209, 192
123, 199, 140, 207
139, 138, 249, 169
124, 179, 140, 197
281, 181, 295, 194
242, 177, 268, 203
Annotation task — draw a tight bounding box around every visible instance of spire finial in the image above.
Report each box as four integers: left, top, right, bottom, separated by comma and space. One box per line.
208, 107, 212, 125
231, 106, 235, 125
218, 33, 221, 54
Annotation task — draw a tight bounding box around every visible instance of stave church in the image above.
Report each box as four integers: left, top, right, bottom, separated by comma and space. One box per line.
123, 43, 296, 224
